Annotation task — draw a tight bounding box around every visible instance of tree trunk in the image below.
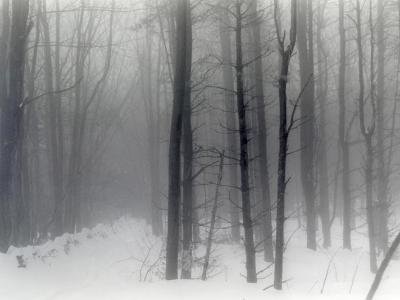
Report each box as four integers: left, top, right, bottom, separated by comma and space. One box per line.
316, 0, 331, 248
250, 0, 274, 261
25, 7, 40, 243
39, 0, 64, 237
165, 0, 191, 280
201, 151, 224, 281
218, 3, 240, 243
0, 0, 9, 108
356, 0, 377, 273
181, 5, 193, 278
235, 0, 256, 283
67, 2, 85, 233
298, 0, 316, 250
54, 0, 65, 237
376, 0, 388, 254
0, 0, 29, 252
273, 0, 297, 290
338, 0, 352, 250
366, 232, 400, 300
0, 0, 10, 252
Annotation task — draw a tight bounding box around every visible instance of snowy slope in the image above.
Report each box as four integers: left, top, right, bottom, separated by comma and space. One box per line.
0, 217, 399, 300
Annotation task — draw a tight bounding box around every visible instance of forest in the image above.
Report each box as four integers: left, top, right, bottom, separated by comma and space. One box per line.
1, 0, 400, 299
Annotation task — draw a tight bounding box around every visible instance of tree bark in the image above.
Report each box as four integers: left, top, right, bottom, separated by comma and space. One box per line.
67, 1, 85, 233
273, 0, 297, 290
165, 0, 191, 280
366, 233, 400, 300
201, 151, 224, 281
218, 3, 240, 243
376, 0, 388, 253
298, 0, 316, 250
338, 0, 351, 250
0, 0, 30, 252
235, 0, 256, 283
39, 0, 64, 237
356, 0, 377, 273
0, 0, 10, 252
316, 0, 331, 248
181, 3, 193, 278
250, 0, 274, 261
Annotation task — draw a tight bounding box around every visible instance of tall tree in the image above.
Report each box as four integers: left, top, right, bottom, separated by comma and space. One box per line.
316, 0, 331, 248
339, 0, 352, 250
24, 2, 40, 243
139, 5, 163, 237
250, 0, 274, 261
376, 0, 388, 253
235, 0, 257, 283
356, 0, 377, 273
181, 0, 193, 278
0, 0, 9, 109
165, 0, 192, 280
0, 0, 30, 251
218, 1, 240, 243
39, 0, 64, 237
0, 0, 10, 251
273, 0, 297, 290
298, 0, 317, 250
66, 1, 85, 233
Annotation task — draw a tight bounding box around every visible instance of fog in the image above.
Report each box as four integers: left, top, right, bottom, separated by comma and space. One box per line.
1, 0, 400, 299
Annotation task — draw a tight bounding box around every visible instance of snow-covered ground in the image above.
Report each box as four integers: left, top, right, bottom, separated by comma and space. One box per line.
0, 217, 399, 300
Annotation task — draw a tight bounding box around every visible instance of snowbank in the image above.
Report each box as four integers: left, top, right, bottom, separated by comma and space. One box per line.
0, 217, 399, 300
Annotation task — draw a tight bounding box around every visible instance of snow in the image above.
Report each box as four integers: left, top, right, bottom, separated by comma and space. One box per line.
1, 217, 399, 300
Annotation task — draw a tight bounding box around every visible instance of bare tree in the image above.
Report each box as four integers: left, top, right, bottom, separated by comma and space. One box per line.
38, 0, 64, 237
181, 0, 193, 278
165, 0, 192, 280
338, 0, 351, 250
316, 0, 331, 248
250, 0, 274, 261
218, 0, 240, 243
0, 0, 30, 251
273, 0, 297, 290
376, 0, 388, 254
297, 0, 316, 250
355, 0, 377, 273
366, 232, 400, 300
201, 151, 224, 281
234, 0, 257, 283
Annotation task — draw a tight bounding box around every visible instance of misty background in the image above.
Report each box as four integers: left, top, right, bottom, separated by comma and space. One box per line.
1, 0, 400, 298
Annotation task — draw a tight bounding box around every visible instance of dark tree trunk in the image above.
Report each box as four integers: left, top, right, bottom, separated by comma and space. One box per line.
0, 0, 9, 106
165, 0, 191, 280
0, 0, 10, 252
235, 0, 256, 283
356, 0, 377, 273
273, 0, 297, 290
0, 0, 29, 252
274, 53, 290, 291
366, 233, 400, 300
